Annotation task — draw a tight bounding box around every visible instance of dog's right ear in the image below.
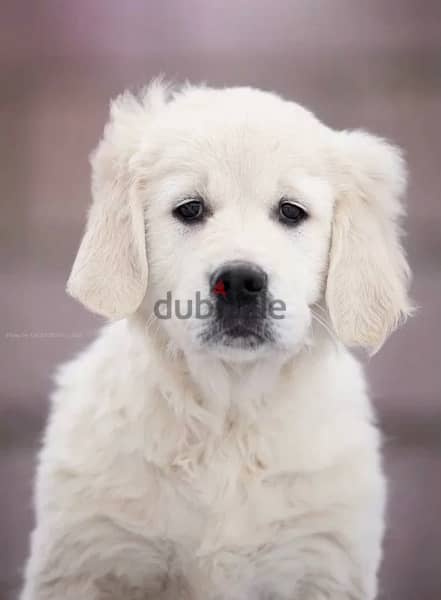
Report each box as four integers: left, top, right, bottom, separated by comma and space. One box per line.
326, 130, 412, 351
67, 82, 169, 319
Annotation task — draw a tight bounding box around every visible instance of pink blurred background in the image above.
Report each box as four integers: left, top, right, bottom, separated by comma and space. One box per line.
1, 1, 440, 599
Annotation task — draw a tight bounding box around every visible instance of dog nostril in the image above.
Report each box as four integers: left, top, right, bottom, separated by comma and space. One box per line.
244, 276, 264, 293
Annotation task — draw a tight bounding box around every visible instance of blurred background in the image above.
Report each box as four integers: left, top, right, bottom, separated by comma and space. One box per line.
1, 1, 440, 598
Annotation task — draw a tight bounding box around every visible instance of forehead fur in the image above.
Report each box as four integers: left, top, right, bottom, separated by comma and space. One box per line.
165, 85, 317, 121
131, 83, 333, 188
157, 85, 325, 139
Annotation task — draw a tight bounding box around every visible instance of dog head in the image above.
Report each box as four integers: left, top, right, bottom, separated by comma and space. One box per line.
67, 81, 412, 361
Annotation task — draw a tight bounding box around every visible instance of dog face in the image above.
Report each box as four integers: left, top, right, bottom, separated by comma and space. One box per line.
142, 105, 334, 361
68, 82, 411, 361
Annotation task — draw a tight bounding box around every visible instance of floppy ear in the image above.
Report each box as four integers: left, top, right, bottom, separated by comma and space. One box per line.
326, 130, 412, 351
67, 85, 167, 319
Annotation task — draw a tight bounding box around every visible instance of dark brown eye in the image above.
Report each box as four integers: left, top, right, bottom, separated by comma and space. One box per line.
279, 201, 308, 225
173, 198, 204, 223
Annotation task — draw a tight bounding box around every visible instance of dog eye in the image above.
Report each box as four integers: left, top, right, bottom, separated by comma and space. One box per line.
278, 200, 308, 225
173, 198, 205, 223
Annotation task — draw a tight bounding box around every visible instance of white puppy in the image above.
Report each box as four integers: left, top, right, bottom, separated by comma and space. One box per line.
21, 82, 412, 600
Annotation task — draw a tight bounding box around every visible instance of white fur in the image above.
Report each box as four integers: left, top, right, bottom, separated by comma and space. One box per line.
21, 82, 411, 600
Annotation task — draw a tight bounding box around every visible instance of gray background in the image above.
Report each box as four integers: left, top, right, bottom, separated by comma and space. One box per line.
1, 1, 440, 599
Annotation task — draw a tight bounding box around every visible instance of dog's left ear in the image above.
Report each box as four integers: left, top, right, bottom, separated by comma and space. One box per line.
326, 130, 412, 351
67, 83, 168, 319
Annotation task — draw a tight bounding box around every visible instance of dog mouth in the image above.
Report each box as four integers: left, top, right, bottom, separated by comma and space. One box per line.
199, 318, 273, 349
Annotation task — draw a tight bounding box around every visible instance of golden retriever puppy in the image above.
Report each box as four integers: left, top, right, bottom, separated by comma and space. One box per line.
21, 81, 411, 600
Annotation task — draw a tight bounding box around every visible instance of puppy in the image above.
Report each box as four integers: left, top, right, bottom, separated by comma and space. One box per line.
21, 82, 412, 600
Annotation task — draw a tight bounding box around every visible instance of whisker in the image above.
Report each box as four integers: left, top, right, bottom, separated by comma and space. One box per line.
311, 303, 329, 316
145, 313, 159, 336
310, 310, 339, 349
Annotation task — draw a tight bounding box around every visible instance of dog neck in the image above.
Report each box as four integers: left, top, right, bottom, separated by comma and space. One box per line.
131, 312, 334, 435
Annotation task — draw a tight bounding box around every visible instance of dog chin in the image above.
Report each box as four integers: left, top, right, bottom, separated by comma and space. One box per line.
196, 326, 277, 363
205, 340, 274, 363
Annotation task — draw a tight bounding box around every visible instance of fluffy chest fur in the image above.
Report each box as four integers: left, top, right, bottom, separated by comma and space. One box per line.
39, 323, 381, 572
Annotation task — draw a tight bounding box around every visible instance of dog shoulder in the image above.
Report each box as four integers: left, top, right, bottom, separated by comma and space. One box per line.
35, 322, 158, 508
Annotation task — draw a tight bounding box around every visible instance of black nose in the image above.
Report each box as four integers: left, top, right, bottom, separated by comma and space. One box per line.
210, 261, 267, 305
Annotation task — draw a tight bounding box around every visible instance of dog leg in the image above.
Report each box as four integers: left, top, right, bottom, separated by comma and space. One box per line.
20, 516, 189, 600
